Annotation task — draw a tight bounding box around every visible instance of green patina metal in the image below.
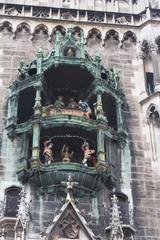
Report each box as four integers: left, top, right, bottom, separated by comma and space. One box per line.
7, 27, 126, 195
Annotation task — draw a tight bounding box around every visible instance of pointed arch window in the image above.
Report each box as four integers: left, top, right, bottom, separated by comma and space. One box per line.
147, 105, 160, 162
4, 187, 21, 217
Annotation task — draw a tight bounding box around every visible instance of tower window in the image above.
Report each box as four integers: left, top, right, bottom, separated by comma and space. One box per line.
4, 187, 21, 217
146, 72, 154, 95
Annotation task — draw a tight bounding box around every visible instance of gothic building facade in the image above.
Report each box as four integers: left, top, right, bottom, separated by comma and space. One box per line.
0, 0, 160, 239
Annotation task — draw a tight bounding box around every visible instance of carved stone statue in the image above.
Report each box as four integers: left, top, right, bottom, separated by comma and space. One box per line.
67, 98, 78, 109
82, 141, 96, 167
60, 213, 80, 239
78, 100, 91, 118
17, 60, 27, 79
43, 140, 54, 164
54, 96, 65, 110
66, 47, 75, 57
108, 68, 120, 88
61, 144, 74, 162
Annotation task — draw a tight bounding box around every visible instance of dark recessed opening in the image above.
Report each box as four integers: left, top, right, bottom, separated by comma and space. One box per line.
17, 87, 35, 124
4, 187, 21, 217
40, 127, 97, 166
146, 72, 154, 95
103, 94, 117, 130
43, 64, 94, 105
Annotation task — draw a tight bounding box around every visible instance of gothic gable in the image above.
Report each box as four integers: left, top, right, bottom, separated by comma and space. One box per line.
42, 201, 97, 240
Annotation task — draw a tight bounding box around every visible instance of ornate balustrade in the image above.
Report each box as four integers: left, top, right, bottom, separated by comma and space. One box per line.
42, 106, 85, 118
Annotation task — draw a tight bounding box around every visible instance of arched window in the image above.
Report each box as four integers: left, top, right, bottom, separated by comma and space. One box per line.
4, 187, 21, 217
147, 105, 160, 162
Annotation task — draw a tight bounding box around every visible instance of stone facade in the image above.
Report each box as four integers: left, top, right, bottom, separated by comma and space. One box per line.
0, 1, 160, 240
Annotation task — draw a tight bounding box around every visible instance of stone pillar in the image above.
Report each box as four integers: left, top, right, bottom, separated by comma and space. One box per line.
7, 90, 18, 127
97, 128, 105, 162
95, 91, 107, 121
31, 121, 40, 168
146, 6, 151, 20
0, 228, 6, 240
34, 85, 42, 116
116, 97, 123, 132
31, 85, 42, 168
150, 44, 160, 92
7, 89, 19, 138
137, 52, 148, 99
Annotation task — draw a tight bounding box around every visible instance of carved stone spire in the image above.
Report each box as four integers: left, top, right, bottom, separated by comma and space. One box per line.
14, 189, 31, 240
110, 194, 124, 240
17, 189, 31, 228
0, 228, 6, 240
61, 173, 78, 202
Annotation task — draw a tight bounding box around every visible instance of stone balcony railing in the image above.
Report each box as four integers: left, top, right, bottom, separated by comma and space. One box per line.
0, 2, 159, 27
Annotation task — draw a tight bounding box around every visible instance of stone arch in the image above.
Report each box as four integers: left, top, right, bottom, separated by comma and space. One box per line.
72, 26, 83, 39
87, 28, 102, 40
146, 103, 160, 162
121, 30, 137, 48
15, 22, 31, 34
86, 28, 102, 46
0, 21, 12, 32
105, 29, 119, 42
32, 24, 49, 40
14, 22, 31, 39
141, 39, 150, 55
146, 104, 160, 120
155, 35, 160, 53
49, 25, 66, 42
122, 30, 137, 43
52, 25, 66, 35
4, 186, 22, 217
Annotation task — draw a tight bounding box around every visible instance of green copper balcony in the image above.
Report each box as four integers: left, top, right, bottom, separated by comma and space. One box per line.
17, 162, 115, 196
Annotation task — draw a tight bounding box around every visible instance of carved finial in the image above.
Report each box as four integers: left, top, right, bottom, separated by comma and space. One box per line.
0, 228, 6, 240
55, 30, 60, 43
17, 60, 27, 79
61, 173, 78, 202
80, 30, 85, 45
37, 47, 44, 58
16, 189, 31, 229
108, 68, 120, 89
0, 200, 5, 218
110, 194, 124, 240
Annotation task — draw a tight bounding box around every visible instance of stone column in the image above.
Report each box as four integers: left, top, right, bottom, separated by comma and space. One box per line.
31, 120, 40, 168
7, 90, 18, 129
31, 85, 42, 168
136, 52, 148, 99
116, 97, 123, 132
95, 91, 106, 121
33, 85, 42, 116
150, 44, 160, 92
97, 128, 105, 162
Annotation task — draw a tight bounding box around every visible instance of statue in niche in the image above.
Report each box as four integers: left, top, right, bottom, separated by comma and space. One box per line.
78, 100, 91, 118
61, 144, 74, 163
108, 68, 120, 88
60, 213, 80, 239
17, 60, 27, 79
82, 141, 96, 167
116, 16, 130, 24
43, 139, 54, 164
64, 47, 76, 57
67, 98, 78, 109
53, 96, 65, 110
41, 105, 52, 117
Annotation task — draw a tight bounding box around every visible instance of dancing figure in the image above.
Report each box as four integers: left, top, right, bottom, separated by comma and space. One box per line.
78, 100, 91, 118
61, 144, 74, 163
67, 98, 78, 109
54, 96, 65, 110
43, 139, 54, 165
82, 141, 96, 167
